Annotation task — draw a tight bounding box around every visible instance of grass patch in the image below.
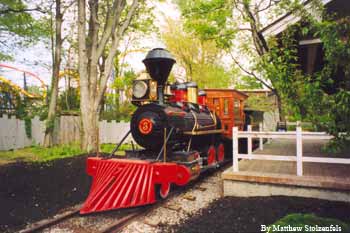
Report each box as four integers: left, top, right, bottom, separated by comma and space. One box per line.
267, 213, 350, 233
0, 143, 133, 164
0, 144, 85, 164
100, 143, 134, 156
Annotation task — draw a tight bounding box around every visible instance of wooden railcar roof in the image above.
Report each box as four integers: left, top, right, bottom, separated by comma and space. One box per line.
204, 88, 249, 99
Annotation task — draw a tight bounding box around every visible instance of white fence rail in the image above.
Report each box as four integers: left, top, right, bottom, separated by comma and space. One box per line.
232, 125, 350, 176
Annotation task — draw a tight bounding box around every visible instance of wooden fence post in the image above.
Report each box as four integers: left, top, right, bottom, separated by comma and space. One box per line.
259, 123, 263, 150
233, 127, 239, 172
248, 125, 252, 160
296, 126, 303, 176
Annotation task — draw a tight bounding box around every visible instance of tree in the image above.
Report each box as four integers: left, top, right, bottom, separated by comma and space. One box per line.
77, 0, 147, 152
43, 0, 64, 147
162, 18, 233, 88
273, 16, 350, 151
0, 0, 48, 60
177, 0, 306, 120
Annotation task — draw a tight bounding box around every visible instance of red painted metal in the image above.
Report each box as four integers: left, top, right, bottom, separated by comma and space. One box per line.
207, 146, 216, 165
171, 89, 187, 102
217, 143, 225, 162
198, 95, 206, 106
80, 157, 191, 214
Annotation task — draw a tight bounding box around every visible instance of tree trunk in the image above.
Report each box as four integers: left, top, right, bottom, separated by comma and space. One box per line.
241, 3, 285, 122
43, 0, 62, 147
275, 92, 285, 122
81, 106, 99, 152
77, 0, 139, 152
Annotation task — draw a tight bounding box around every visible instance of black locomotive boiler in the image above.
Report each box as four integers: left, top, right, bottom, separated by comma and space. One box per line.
80, 48, 246, 214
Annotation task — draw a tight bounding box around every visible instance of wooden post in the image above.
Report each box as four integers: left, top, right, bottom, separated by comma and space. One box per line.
296, 126, 303, 176
232, 127, 239, 172
259, 123, 263, 150
248, 125, 252, 160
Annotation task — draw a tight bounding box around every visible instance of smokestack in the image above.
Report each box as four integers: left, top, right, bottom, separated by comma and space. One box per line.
143, 48, 176, 104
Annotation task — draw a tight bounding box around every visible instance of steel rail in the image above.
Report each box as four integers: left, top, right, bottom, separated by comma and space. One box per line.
18, 207, 80, 233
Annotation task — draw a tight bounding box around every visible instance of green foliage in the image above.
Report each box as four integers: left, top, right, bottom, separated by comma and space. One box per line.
177, 0, 236, 48
0, 79, 22, 111
245, 95, 275, 112
0, 143, 132, 164
100, 102, 135, 122
267, 213, 350, 233
0, 0, 49, 60
0, 143, 85, 164
101, 69, 136, 122
193, 63, 233, 88
112, 70, 135, 91
162, 18, 233, 88
177, 0, 349, 151
255, 26, 302, 116
264, 16, 350, 151
58, 88, 80, 111
24, 117, 31, 138
128, 1, 156, 35
44, 117, 55, 134
100, 143, 132, 155
235, 75, 263, 89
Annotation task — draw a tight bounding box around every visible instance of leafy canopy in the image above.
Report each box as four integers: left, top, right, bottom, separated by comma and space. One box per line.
0, 0, 49, 60
162, 18, 233, 88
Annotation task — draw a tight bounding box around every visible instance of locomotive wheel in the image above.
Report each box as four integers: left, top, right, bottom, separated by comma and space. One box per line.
207, 145, 216, 165
156, 183, 171, 199
216, 143, 225, 162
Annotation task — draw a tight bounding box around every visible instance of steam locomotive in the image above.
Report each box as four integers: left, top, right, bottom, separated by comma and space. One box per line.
80, 48, 247, 214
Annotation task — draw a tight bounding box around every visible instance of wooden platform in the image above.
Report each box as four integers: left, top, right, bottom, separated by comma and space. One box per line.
222, 139, 350, 202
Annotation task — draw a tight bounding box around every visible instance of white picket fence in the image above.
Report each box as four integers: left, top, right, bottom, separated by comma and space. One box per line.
232, 125, 350, 176
0, 114, 131, 150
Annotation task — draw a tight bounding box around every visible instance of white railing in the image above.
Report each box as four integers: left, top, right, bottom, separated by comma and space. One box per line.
232, 125, 350, 176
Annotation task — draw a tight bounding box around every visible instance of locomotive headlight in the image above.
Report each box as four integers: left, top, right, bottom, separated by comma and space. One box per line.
133, 80, 148, 98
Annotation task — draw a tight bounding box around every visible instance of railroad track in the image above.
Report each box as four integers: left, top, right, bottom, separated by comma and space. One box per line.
19, 161, 230, 233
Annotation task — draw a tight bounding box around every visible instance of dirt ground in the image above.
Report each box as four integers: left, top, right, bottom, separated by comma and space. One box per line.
0, 154, 92, 233
2, 154, 350, 233
163, 196, 350, 233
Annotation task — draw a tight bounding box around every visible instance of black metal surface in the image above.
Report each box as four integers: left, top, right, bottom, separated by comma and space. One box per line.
142, 48, 176, 86
130, 103, 217, 151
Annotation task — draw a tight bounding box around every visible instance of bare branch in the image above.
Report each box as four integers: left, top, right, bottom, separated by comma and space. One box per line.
0, 7, 47, 15
62, 1, 76, 15
232, 0, 245, 19
257, 0, 272, 13
238, 27, 252, 32
87, 0, 99, 99
96, 0, 126, 58
95, 0, 139, 109
229, 52, 274, 91
77, 0, 89, 99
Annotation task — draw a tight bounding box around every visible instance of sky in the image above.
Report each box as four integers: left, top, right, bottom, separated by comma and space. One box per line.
0, 0, 181, 90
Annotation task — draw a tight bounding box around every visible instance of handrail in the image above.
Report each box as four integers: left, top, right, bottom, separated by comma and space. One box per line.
232, 125, 348, 176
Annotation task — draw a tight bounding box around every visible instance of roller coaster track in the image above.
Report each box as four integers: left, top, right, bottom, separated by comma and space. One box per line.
0, 64, 47, 88
0, 76, 42, 98
0, 64, 48, 99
